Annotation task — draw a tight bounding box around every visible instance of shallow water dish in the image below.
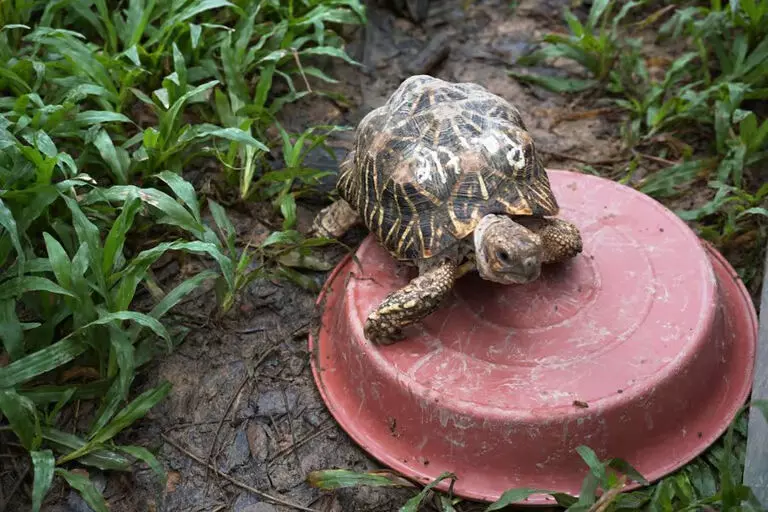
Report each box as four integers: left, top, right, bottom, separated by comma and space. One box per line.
308, 169, 757, 505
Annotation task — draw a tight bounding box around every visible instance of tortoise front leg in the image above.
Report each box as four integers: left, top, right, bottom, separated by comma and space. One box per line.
522, 218, 583, 264
364, 260, 457, 344
310, 199, 361, 239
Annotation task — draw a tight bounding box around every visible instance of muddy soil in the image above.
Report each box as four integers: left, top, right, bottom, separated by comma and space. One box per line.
4, 1, 755, 511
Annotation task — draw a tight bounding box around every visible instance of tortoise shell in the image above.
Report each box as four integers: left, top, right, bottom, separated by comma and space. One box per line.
337, 75, 559, 261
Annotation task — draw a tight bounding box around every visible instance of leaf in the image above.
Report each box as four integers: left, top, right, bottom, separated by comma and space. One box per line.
89, 378, 129, 438
0, 275, 76, 300
509, 70, 598, 93
586, 0, 612, 29
207, 200, 235, 243
155, 171, 202, 222
399, 472, 456, 512
31, 450, 56, 512
307, 469, 416, 489
279, 193, 297, 230
178, 125, 269, 152
81, 185, 205, 238
119, 445, 166, 486
487, 488, 556, 510
300, 46, 360, 66
607, 457, 648, 485
62, 195, 107, 296
55, 469, 110, 512
137, 270, 218, 334
0, 198, 25, 275
80, 311, 171, 347
43, 232, 73, 292
102, 192, 142, 275
190, 23, 202, 48
0, 338, 88, 388
0, 299, 24, 361
0, 389, 42, 450
113, 241, 231, 309
75, 111, 133, 125
254, 62, 275, 109
261, 230, 303, 247
108, 324, 135, 405
93, 129, 129, 184
160, 80, 220, 144
49, 420, 131, 461
89, 381, 172, 445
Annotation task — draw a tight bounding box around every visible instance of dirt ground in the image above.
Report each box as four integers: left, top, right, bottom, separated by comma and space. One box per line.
7, 0, 758, 511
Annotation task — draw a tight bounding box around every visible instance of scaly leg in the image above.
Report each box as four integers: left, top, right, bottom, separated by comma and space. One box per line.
310, 199, 361, 239
364, 260, 457, 344
521, 218, 583, 264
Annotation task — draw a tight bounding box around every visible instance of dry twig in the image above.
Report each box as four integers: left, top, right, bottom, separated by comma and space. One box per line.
161, 433, 318, 512
205, 346, 277, 487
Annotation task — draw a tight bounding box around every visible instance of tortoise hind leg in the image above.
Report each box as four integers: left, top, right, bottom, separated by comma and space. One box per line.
522, 218, 583, 264
364, 260, 457, 344
311, 199, 361, 238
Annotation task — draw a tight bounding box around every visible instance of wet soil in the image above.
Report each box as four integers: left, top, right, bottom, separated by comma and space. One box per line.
4, 1, 762, 511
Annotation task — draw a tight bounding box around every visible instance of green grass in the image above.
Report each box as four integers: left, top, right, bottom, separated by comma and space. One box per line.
311, 1, 767, 510
2, 0, 767, 510
512, 0, 768, 291
308, 402, 768, 511
0, 0, 363, 508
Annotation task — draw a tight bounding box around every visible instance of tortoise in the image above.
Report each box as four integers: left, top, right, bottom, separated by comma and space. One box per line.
311, 75, 583, 344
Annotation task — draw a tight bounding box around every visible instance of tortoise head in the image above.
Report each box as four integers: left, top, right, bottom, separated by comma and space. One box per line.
473, 214, 542, 284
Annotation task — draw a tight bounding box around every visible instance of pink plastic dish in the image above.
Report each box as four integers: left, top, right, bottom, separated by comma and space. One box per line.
308, 169, 757, 505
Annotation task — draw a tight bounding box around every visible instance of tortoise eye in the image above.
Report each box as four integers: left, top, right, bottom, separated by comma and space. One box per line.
496, 250, 510, 263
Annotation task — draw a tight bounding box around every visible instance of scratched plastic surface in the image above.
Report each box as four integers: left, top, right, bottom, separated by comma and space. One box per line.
309, 170, 757, 505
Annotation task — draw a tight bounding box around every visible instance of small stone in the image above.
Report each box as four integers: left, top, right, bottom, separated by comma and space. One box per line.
246, 421, 269, 462
256, 389, 298, 417
66, 491, 95, 512
222, 428, 250, 472
165, 471, 182, 493
232, 492, 260, 512
234, 400, 257, 424
303, 411, 322, 427
240, 504, 278, 512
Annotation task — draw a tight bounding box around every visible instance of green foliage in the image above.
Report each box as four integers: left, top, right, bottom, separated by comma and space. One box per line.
304, 403, 768, 511
0, 0, 363, 507
511, 0, 644, 90
511, 0, 768, 289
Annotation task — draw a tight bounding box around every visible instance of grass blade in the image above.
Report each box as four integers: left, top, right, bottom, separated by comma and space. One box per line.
399, 472, 456, 512
307, 469, 416, 489
0, 389, 42, 450
119, 445, 167, 486
93, 129, 129, 185
90, 381, 172, 445
509, 70, 598, 93
62, 195, 107, 298
155, 171, 202, 223
0, 275, 76, 300
102, 192, 142, 276
82, 185, 205, 238
30, 449, 55, 512
0, 198, 25, 275
108, 324, 135, 403
80, 311, 171, 346
43, 232, 73, 292
139, 269, 218, 327
486, 489, 557, 510
55, 469, 110, 512
0, 338, 88, 388
0, 299, 24, 360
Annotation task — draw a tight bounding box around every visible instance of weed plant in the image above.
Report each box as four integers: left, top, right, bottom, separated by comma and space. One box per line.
512, 0, 768, 290
0, 0, 363, 509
